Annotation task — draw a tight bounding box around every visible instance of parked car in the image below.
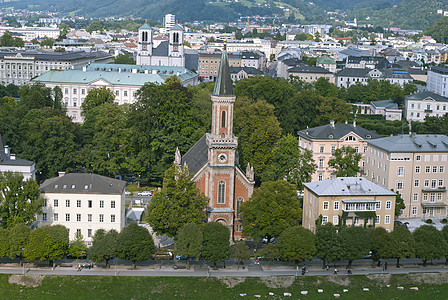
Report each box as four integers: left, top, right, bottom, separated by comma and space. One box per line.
138, 190, 152, 196
152, 251, 173, 260
125, 190, 132, 196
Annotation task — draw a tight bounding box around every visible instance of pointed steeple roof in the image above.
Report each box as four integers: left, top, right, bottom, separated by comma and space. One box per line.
139, 23, 151, 30
213, 48, 233, 96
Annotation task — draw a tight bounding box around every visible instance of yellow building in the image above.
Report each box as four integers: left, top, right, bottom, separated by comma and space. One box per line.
303, 177, 397, 233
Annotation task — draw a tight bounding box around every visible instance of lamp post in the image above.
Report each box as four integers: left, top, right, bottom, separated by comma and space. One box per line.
21, 248, 25, 275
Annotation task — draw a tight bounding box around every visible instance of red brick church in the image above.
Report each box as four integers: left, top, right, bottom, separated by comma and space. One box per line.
175, 47, 255, 240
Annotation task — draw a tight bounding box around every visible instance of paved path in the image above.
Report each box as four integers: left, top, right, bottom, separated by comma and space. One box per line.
1, 263, 447, 278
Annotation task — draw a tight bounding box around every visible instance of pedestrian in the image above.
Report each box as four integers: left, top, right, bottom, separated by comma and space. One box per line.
173, 264, 178, 270
326, 265, 330, 271
385, 262, 388, 271
334, 268, 338, 275
77, 263, 82, 271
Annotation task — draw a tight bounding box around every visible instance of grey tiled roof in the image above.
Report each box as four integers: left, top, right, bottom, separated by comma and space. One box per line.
40, 173, 126, 195
371, 99, 399, 110
181, 134, 208, 174
153, 41, 169, 57
405, 91, 448, 102
229, 67, 263, 75
336, 68, 372, 77
305, 177, 396, 196
297, 123, 381, 140
0, 134, 34, 167
288, 65, 332, 74
367, 134, 448, 153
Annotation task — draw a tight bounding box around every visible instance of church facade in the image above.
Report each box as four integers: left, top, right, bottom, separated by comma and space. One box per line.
136, 23, 185, 67
175, 48, 255, 240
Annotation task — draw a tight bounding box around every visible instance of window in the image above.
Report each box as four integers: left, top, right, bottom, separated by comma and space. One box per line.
111, 201, 116, 208
386, 201, 392, 209
333, 216, 339, 225
77, 200, 81, 207
111, 215, 116, 222
319, 158, 324, 168
439, 180, 444, 187
375, 215, 380, 224
413, 193, 418, 201
323, 201, 329, 210
221, 110, 226, 128
364, 145, 368, 153
88, 214, 92, 222
88, 200, 92, 208
88, 229, 92, 238
354, 217, 359, 225
42, 213, 47, 221
73, 88, 77, 95
430, 193, 436, 202
318, 174, 323, 181
236, 197, 243, 218
99, 200, 104, 208
433, 166, 438, 173
331, 145, 336, 153
322, 216, 328, 225
217, 181, 225, 204
334, 201, 339, 210
426, 166, 430, 173
396, 181, 404, 190
376, 202, 381, 209
414, 179, 419, 187
65, 214, 70, 222
424, 179, 430, 187
66, 199, 70, 207
385, 215, 390, 224
412, 207, 417, 215
99, 214, 104, 222
438, 193, 442, 201
320, 146, 324, 153
81, 89, 85, 95
415, 166, 420, 173
124, 91, 128, 97
416, 155, 421, 161
423, 193, 428, 201
54, 213, 58, 221
77, 214, 81, 222
54, 199, 58, 207
432, 180, 437, 188
440, 166, 445, 173
345, 136, 356, 141
115, 90, 119, 96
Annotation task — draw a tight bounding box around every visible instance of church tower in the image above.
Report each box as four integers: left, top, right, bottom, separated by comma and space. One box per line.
137, 23, 153, 65
168, 24, 185, 67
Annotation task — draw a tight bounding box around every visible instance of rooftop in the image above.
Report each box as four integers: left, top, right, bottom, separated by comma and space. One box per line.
304, 177, 396, 196
405, 91, 448, 103
288, 65, 332, 74
367, 134, 448, 153
297, 122, 381, 140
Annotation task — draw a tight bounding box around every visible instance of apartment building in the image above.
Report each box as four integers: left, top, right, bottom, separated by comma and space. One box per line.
427, 65, 448, 97
38, 173, 126, 245
297, 121, 381, 182
0, 51, 112, 86
198, 52, 242, 82
363, 133, 448, 219
303, 177, 397, 233
287, 65, 333, 83
0, 135, 35, 180
404, 91, 448, 122
32, 63, 199, 122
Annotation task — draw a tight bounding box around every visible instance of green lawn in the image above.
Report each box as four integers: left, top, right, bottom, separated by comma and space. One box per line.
1, 274, 448, 299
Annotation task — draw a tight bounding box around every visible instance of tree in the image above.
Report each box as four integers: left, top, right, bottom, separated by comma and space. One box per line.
392, 226, 414, 267
88, 229, 118, 268
58, 23, 70, 38
413, 225, 448, 266
328, 146, 362, 177
240, 180, 301, 241
201, 222, 231, 268
113, 54, 136, 65
0, 228, 10, 258
231, 241, 250, 269
425, 17, 448, 44
8, 223, 31, 266
234, 97, 282, 181
371, 227, 397, 266
0, 31, 24, 47
68, 231, 87, 259
441, 225, 448, 265
25, 225, 69, 267
315, 223, 345, 268
115, 223, 155, 269
261, 134, 317, 191
175, 223, 203, 269
86, 21, 103, 33
0, 172, 44, 228
316, 97, 352, 125
80, 87, 115, 117
340, 226, 372, 267
314, 77, 339, 98
40, 38, 54, 48
277, 226, 316, 264
394, 192, 405, 217
147, 164, 208, 237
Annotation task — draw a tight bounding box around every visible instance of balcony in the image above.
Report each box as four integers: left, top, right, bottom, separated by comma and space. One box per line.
422, 186, 446, 193
342, 199, 378, 212
424, 109, 433, 113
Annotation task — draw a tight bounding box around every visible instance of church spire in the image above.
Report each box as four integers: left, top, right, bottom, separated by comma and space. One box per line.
213, 45, 233, 96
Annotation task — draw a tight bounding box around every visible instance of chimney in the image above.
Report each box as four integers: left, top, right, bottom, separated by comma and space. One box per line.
4, 145, 9, 155
82, 66, 86, 72
330, 120, 335, 128
132, 69, 137, 74
58, 171, 65, 177
353, 120, 356, 127
10, 153, 16, 160
118, 68, 122, 73
144, 69, 149, 74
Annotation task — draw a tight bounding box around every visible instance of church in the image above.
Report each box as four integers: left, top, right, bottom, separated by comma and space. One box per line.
175, 47, 255, 240
137, 23, 185, 67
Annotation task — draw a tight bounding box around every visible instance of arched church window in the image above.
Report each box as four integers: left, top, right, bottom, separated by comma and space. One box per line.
141, 31, 146, 42
236, 197, 244, 218
221, 133, 226, 138
221, 110, 226, 128
218, 181, 225, 204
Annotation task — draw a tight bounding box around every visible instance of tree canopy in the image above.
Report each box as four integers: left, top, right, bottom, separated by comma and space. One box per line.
175, 223, 203, 269
25, 225, 69, 267
277, 226, 316, 264
88, 229, 119, 268
115, 223, 155, 269
413, 225, 448, 266
201, 222, 231, 267
340, 226, 372, 266
315, 223, 345, 267
328, 146, 362, 177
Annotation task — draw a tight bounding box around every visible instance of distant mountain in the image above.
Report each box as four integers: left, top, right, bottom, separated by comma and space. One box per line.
1, 0, 446, 30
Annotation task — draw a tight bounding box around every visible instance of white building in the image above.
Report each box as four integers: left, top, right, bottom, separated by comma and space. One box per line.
427, 65, 448, 97
32, 63, 199, 123
163, 14, 176, 29
136, 24, 185, 67
0, 26, 60, 41
38, 173, 126, 245
371, 99, 403, 121
0, 135, 35, 180
404, 91, 448, 122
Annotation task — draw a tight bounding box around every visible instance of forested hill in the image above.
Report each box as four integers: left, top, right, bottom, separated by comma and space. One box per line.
1, 0, 446, 29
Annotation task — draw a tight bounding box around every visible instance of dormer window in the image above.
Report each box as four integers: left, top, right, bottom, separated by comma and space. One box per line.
328, 134, 334, 138
366, 134, 371, 138
345, 136, 356, 141
63, 185, 67, 189
54, 185, 58, 189
84, 185, 89, 189
71, 185, 75, 189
